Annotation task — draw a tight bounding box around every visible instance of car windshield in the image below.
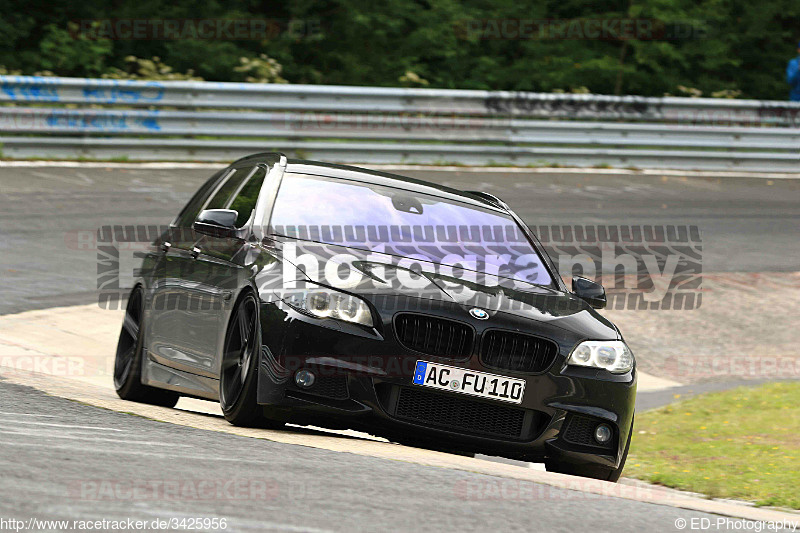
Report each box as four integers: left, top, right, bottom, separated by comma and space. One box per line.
268, 173, 553, 287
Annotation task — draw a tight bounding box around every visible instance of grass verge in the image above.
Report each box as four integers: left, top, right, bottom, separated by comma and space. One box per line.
625, 381, 799, 508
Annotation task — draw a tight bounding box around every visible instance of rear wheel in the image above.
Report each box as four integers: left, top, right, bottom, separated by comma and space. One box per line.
546, 416, 634, 482
220, 292, 284, 429
114, 287, 180, 407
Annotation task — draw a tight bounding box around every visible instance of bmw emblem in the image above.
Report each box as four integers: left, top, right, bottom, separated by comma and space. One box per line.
469, 308, 489, 320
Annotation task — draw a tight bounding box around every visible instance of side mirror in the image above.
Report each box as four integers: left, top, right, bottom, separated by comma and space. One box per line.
572, 276, 606, 309
193, 209, 238, 238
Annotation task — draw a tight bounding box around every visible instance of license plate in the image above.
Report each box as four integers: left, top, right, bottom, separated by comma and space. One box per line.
412, 361, 525, 404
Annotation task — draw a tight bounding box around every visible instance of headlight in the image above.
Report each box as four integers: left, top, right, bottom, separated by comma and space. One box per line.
567, 340, 634, 374
284, 288, 374, 327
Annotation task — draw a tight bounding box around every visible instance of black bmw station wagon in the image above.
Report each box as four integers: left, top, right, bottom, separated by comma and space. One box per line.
114, 152, 636, 481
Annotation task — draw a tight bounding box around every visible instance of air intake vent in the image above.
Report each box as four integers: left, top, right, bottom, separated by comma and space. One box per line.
395, 387, 528, 439
289, 374, 349, 400
480, 330, 558, 373
394, 314, 473, 360
306, 375, 349, 400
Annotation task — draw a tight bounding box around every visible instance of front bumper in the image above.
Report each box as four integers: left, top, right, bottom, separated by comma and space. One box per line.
256, 300, 636, 468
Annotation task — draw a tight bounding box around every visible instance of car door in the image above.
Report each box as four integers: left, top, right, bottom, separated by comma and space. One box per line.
155, 164, 267, 376
146, 168, 228, 370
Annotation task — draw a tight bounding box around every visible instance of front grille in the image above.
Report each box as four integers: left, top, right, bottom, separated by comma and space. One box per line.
394, 386, 527, 439
480, 330, 558, 373
394, 314, 473, 360
562, 414, 615, 450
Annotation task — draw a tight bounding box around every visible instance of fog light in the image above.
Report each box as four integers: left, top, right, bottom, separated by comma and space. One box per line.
295, 369, 316, 389
594, 424, 612, 444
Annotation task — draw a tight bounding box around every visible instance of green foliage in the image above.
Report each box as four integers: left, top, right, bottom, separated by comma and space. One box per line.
39, 22, 113, 77
0, 0, 798, 99
233, 54, 287, 83
102, 56, 203, 80
398, 71, 430, 87
162, 40, 249, 81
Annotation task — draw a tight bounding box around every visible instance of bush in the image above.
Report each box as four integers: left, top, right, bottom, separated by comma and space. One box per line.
233, 54, 287, 84
101, 56, 203, 81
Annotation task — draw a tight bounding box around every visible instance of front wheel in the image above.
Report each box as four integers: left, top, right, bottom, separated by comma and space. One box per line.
114, 287, 180, 407
219, 292, 284, 429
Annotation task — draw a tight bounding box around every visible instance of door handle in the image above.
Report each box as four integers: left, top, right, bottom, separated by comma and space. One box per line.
191, 246, 201, 259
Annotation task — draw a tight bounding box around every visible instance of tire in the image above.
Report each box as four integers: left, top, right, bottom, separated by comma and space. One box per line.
546, 416, 634, 482
219, 292, 285, 429
114, 287, 180, 408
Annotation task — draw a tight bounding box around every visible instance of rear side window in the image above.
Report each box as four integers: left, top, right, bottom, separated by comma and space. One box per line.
228, 167, 267, 228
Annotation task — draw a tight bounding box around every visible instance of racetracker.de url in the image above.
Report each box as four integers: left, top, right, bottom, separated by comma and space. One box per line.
0, 517, 228, 531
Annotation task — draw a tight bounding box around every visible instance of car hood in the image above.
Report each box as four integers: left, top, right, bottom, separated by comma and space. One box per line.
261, 238, 619, 340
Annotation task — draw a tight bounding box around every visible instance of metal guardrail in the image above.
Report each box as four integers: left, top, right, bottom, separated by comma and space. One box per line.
1, 75, 799, 170
3, 107, 800, 149
3, 137, 798, 171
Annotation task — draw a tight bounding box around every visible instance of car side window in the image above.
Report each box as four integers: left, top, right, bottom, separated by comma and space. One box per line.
228, 166, 267, 228
204, 167, 254, 211
173, 169, 226, 228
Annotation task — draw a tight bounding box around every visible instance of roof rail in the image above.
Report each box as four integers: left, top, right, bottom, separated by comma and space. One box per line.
465, 191, 509, 210
230, 151, 287, 166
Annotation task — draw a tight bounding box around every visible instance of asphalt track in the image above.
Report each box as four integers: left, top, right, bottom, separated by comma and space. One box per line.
1, 163, 799, 531
1, 379, 797, 532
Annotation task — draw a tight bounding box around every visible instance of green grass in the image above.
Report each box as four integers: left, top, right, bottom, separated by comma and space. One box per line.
625, 381, 800, 509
